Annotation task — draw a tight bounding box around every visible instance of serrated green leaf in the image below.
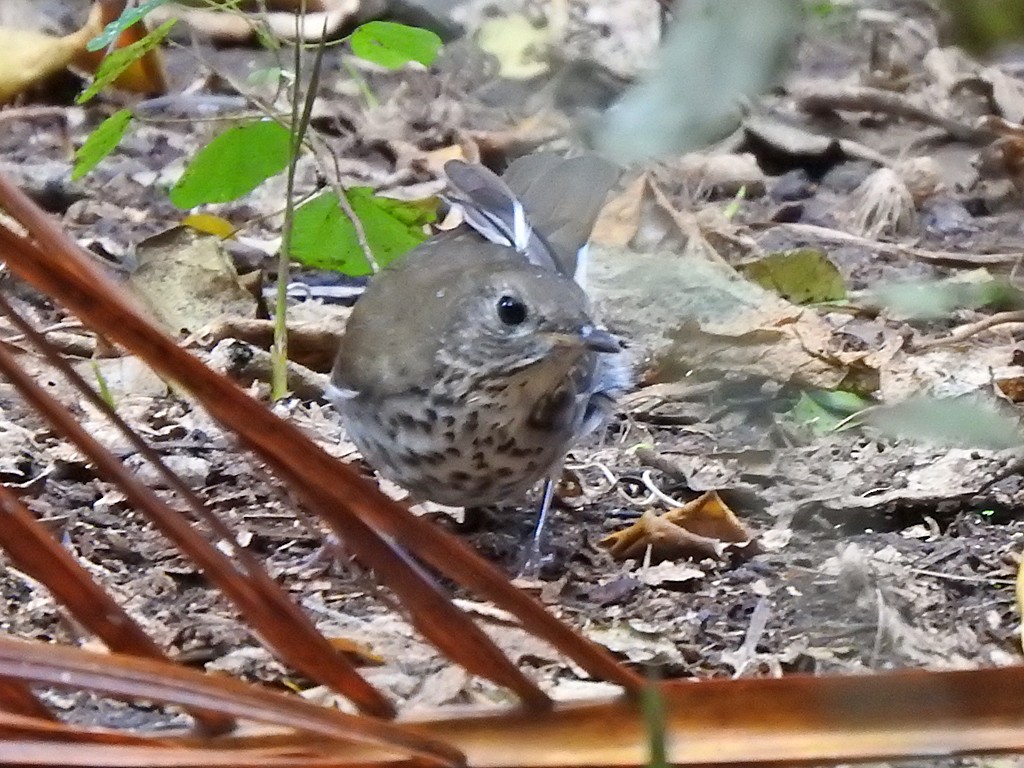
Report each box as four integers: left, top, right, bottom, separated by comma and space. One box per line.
741, 248, 846, 304
77, 18, 177, 104
350, 21, 442, 70
169, 120, 292, 209
72, 109, 133, 180
290, 189, 434, 275
87, 0, 172, 52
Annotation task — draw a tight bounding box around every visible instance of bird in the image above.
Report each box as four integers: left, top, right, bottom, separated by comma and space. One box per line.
327, 152, 627, 567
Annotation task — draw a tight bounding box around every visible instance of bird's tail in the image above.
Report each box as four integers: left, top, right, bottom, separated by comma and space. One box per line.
443, 153, 618, 284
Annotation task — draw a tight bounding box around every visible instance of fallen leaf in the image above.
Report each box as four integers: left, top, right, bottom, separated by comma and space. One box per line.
740, 248, 846, 304
636, 561, 704, 588
0, 1, 104, 102
601, 491, 756, 563
995, 367, 1024, 403
326, 636, 385, 666
182, 213, 236, 239
73, 2, 168, 96
591, 173, 647, 247
126, 227, 258, 335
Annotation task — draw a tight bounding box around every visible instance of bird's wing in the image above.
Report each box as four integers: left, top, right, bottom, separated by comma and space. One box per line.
443, 159, 560, 273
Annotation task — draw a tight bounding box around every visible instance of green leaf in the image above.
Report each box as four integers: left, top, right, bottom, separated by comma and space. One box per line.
77, 18, 177, 104
72, 109, 133, 180
87, 0, 172, 52
350, 21, 442, 70
90, 360, 116, 409
290, 189, 435, 275
168, 120, 292, 209
741, 248, 846, 304
787, 389, 869, 435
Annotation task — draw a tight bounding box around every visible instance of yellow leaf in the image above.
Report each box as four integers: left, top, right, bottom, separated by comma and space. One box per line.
0, 6, 101, 102
0, 3, 166, 104
182, 213, 236, 239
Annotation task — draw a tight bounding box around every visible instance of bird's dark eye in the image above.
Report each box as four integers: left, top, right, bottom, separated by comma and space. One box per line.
496, 295, 528, 325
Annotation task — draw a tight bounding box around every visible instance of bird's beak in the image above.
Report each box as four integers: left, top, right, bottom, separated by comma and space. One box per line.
579, 325, 620, 353
546, 325, 620, 353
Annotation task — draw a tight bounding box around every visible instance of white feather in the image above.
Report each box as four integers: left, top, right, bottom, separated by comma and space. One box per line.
573, 242, 590, 288
512, 199, 532, 252
324, 383, 358, 403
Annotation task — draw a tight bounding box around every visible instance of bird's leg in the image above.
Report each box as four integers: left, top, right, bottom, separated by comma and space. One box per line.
516, 475, 558, 579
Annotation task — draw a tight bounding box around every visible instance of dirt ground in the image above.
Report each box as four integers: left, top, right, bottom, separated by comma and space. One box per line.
2, 0, 1024, 737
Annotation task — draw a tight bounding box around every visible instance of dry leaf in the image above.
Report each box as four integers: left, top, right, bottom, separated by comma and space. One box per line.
73, 3, 168, 95
591, 173, 647, 247
589, 186, 879, 390
182, 213, 236, 239
0, 2, 166, 102
0, 4, 102, 102
601, 491, 756, 563
126, 227, 258, 335
326, 636, 385, 666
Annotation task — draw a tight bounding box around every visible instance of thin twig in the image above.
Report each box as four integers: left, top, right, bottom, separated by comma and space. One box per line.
910, 309, 1024, 352
910, 568, 1016, 586
759, 222, 1024, 268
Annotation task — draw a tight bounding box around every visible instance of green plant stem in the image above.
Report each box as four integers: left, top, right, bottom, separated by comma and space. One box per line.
271, 3, 305, 400
271, 1, 327, 400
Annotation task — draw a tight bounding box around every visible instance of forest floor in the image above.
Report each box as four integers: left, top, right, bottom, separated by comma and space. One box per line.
1, 0, 1023, 742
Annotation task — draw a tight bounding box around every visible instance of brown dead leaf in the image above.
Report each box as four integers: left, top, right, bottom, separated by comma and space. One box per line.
0, 3, 102, 102
202, 309, 349, 373
468, 114, 567, 160
591, 173, 647, 247
326, 636, 385, 666
601, 491, 756, 563
0, 2, 166, 103
994, 366, 1024, 402
73, 2, 167, 96
126, 227, 258, 336
977, 134, 1024, 196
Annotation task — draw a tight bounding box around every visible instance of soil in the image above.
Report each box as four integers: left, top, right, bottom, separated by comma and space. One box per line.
2, 0, 1024, 742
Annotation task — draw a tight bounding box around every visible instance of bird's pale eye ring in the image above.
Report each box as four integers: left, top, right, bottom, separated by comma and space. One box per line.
496, 295, 528, 326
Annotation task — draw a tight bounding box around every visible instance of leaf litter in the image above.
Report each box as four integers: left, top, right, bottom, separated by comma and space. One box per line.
2, 0, 1024, 739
